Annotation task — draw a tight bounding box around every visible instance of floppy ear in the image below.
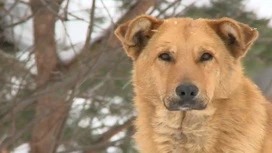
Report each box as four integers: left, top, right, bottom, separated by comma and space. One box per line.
114, 15, 163, 60
207, 18, 258, 59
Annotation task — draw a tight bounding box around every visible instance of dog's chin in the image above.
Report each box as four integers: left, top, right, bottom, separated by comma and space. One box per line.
165, 105, 207, 111
163, 99, 207, 111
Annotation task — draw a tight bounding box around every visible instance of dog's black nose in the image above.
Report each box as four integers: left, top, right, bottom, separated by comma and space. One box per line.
176, 83, 199, 100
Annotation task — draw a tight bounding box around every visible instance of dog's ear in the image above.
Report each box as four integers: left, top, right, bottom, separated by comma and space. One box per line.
207, 18, 258, 59
115, 15, 163, 60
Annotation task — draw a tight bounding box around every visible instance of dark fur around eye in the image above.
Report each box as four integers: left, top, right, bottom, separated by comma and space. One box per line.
158, 53, 172, 62
200, 52, 213, 62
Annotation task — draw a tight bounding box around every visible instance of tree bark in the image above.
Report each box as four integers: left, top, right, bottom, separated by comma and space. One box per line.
29, 0, 68, 153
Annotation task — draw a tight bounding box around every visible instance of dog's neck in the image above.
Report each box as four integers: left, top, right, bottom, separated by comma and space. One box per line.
150, 102, 216, 152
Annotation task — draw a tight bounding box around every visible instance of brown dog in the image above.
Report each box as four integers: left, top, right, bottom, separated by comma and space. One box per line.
115, 15, 272, 153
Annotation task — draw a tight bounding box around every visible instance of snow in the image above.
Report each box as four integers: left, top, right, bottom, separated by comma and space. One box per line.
110, 131, 125, 142
78, 117, 91, 128
12, 143, 81, 153
12, 143, 30, 153
67, 98, 91, 126
107, 146, 122, 153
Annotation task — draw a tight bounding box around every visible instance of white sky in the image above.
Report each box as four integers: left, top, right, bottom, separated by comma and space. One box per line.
247, 0, 272, 19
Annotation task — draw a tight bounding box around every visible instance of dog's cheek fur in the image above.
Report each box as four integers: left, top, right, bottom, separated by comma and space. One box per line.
213, 49, 244, 99
133, 52, 160, 101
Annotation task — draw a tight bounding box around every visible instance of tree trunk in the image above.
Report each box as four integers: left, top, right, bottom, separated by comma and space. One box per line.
29, 0, 68, 153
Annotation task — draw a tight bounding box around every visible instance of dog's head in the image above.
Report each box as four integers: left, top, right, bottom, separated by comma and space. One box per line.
115, 15, 258, 111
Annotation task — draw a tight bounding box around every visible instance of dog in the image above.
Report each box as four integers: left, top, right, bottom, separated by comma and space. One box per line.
115, 15, 272, 153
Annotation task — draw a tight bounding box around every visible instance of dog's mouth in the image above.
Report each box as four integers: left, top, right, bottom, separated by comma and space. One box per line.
163, 98, 207, 111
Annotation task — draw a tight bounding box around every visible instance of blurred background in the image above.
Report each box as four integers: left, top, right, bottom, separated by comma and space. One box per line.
0, 0, 272, 153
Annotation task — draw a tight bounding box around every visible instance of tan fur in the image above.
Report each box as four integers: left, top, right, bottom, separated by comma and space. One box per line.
115, 15, 272, 153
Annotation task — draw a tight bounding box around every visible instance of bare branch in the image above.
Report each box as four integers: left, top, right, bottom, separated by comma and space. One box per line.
83, 0, 96, 49
3, 14, 34, 29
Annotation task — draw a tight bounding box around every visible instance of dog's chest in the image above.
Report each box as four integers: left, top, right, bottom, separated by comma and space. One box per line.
153, 110, 216, 153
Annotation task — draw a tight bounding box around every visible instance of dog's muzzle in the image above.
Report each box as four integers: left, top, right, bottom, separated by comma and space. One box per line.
163, 83, 207, 111
163, 98, 207, 111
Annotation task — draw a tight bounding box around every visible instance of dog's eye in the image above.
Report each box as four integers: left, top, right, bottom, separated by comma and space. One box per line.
158, 53, 172, 62
200, 52, 213, 62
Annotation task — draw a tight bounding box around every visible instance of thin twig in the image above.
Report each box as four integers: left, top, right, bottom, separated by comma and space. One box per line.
3, 14, 34, 29
100, 0, 114, 25
63, 0, 70, 21
84, 0, 96, 49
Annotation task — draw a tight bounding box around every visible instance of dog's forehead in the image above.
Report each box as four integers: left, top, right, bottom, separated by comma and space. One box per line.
152, 18, 212, 45
163, 18, 206, 30
154, 18, 210, 39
